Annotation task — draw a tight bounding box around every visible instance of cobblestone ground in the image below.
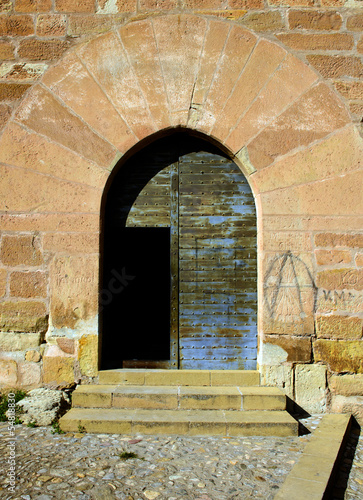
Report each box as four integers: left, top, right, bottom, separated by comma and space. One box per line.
0, 416, 362, 500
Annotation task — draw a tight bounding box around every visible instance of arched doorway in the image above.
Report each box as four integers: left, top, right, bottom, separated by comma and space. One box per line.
101, 132, 257, 370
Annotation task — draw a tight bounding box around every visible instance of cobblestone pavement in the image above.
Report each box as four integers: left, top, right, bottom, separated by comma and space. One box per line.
0, 416, 362, 500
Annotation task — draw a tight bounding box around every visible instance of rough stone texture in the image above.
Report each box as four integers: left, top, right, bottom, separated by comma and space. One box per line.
56, 337, 75, 354
316, 315, 362, 340
0, 268, 6, 298
313, 340, 363, 374
17, 361, 41, 387
42, 356, 75, 384
15, 0, 52, 11
316, 268, 363, 291
0, 234, 43, 267
295, 364, 327, 414
78, 334, 98, 377
50, 255, 98, 329
0, 301, 48, 333
356, 253, 363, 267
314, 249, 352, 266
263, 335, 311, 363
18, 39, 70, 60
25, 349, 42, 362
260, 364, 293, 399
0, 358, 18, 386
0, 332, 43, 351
15, 387, 71, 425
331, 394, 363, 425
314, 233, 363, 248
288, 10, 342, 30
329, 374, 363, 397
10, 270, 48, 299
36, 14, 67, 36
0, 82, 31, 100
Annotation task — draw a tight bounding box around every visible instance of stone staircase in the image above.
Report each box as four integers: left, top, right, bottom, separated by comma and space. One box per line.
60, 370, 298, 436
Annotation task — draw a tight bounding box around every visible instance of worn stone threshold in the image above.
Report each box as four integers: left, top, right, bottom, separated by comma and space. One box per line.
274, 413, 352, 500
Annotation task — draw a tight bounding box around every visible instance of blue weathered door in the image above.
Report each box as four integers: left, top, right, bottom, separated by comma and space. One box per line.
178, 151, 257, 369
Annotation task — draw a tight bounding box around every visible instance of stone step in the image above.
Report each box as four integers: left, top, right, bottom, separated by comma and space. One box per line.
72, 385, 286, 411
98, 369, 260, 386
59, 408, 298, 436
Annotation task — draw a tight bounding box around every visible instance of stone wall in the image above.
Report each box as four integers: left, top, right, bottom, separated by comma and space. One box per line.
1, 1, 362, 134
0, 2, 362, 420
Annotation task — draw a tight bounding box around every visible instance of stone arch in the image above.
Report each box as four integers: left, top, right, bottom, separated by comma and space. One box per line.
0, 14, 361, 378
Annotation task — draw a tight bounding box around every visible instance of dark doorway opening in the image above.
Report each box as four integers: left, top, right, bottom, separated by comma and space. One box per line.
100, 132, 257, 370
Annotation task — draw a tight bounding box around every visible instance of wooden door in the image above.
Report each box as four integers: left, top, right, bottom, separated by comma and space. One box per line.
178, 151, 257, 369
101, 135, 257, 370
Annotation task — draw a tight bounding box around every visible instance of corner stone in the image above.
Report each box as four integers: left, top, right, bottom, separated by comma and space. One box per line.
313, 339, 363, 373
43, 356, 75, 384
295, 364, 327, 414
78, 334, 98, 377
0, 359, 18, 386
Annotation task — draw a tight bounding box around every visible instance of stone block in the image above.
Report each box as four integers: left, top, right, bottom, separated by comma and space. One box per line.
119, 20, 171, 131
254, 125, 363, 194
0, 301, 48, 333
316, 315, 362, 340
0, 332, 43, 351
260, 364, 294, 399
78, 31, 156, 140
316, 268, 363, 291
276, 33, 353, 51
0, 165, 102, 214
334, 81, 363, 100
43, 356, 75, 384
307, 55, 363, 79
0, 83, 32, 101
346, 13, 363, 31
315, 288, 363, 315
226, 53, 318, 150
0, 123, 110, 189
0, 234, 43, 267
10, 271, 48, 299
211, 38, 286, 140
0, 103, 11, 131
55, 0, 95, 12
242, 11, 284, 31
15, 0, 52, 11
263, 336, 311, 363
356, 253, 363, 267
0, 359, 18, 386
50, 255, 98, 329
0, 14, 34, 36
288, 10, 342, 30
56, 337, 75, 355
331, 395, 363, 425
18, 39, 69, 61
25, 349, 41, 362
295, 364, 327, 414
15, 85, 117, 168
315, 249, 352, 266
313, 340, 363, 374
36, 14, 67, 36
315, 233, 363, 248
0, 268, 6, 298
42, 52, 136, 153
329, 374, 363, 396
78, 334, 98, 377
247, 83, 350, 169
0, 41, 14, 60
17, 361, 41, 387
197, 24, 257, 132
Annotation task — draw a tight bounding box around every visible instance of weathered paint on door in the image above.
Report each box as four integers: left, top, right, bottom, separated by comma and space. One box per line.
101, 135, 257, 370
